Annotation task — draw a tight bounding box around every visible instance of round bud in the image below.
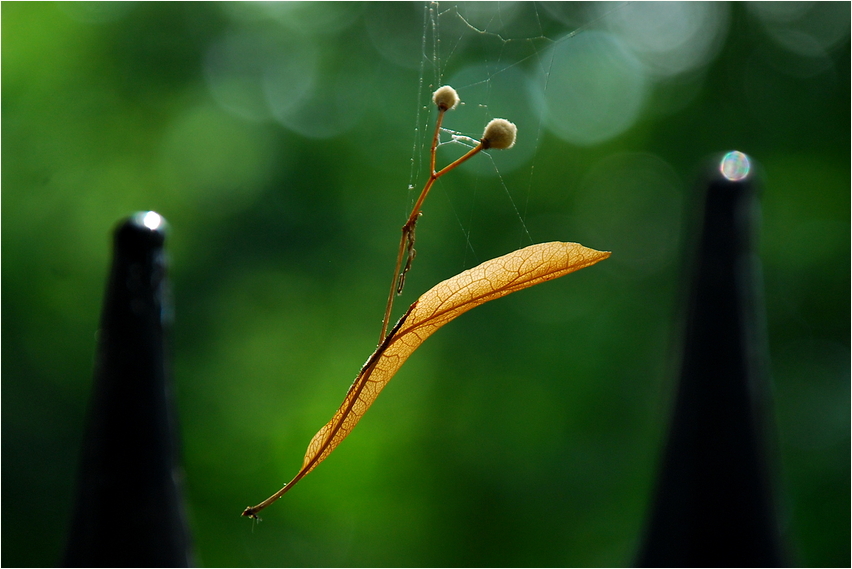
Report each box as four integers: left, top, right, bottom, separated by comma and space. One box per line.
432, 85, 460, 111
481, 118, 517, 150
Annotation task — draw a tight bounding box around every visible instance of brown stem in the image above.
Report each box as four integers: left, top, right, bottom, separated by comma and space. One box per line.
377, 124, 485, 343
429, 110, 444, 176
435, 143, 483, 179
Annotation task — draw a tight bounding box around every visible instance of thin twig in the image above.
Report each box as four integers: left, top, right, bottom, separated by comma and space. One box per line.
378, 112, 484, 344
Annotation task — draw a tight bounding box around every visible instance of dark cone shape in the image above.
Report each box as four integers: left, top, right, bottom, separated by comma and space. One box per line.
636, 153, 785, 567
64, 212, 192, 567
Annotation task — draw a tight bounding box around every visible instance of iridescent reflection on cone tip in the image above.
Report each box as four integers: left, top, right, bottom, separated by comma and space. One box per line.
720, 150, 751, 181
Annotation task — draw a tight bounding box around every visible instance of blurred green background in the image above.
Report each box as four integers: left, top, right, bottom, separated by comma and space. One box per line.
3, 2, 849, 566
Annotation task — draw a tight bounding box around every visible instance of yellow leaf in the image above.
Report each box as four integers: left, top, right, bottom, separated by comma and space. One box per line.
242, 241, 610, 518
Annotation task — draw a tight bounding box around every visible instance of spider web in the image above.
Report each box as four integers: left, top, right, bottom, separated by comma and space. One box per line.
404, 2, 620, 267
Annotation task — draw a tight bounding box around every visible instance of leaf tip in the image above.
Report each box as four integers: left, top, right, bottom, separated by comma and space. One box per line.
241, 506, 260, 520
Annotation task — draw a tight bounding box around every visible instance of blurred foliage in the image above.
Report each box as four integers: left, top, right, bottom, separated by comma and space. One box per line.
2, 2, 849, 567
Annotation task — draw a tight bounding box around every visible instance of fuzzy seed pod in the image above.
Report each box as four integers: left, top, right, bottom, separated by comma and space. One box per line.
432, 85, 460, 111
481, 118, 517, 150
